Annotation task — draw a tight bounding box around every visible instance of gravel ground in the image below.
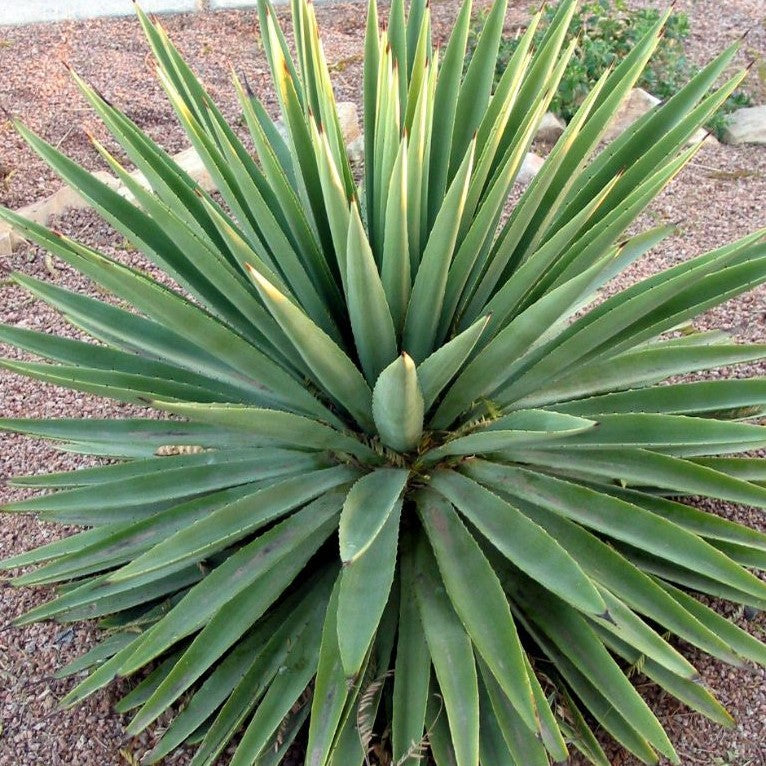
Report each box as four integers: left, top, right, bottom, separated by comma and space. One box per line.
1, 0, 765, 764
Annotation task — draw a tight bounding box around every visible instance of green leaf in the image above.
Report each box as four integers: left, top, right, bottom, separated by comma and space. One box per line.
339, 469, 408, 564
114, 649, 184, 712
514, 341, 766, 409
60, 636, 146, 708
345, 203, 398, 383
337, 493, 401, 678
392, 557, 431, 765
109, 466, 357, 584
449, 0, 507, 175
254, 703, 311, 766
247, 266, 374, 431
477, 658, 548, 766
123, 497, 342, 732
306, 577, 350, 766
56, 632, 138, 679
9, 473, 319, 587
16, 566, 201, 626
417, 315, 490, 413
430, 470, 606, 616
434, 251, 629, 428
226, 610, 325, 766
0, 210, 329, 420
506, 494, 743, 666
380, 140, 411, 334
509, 574, 676, 763
539, 412, 766, 452
149, 402, 374, 461
555, 378, 766, 416
468, 460, 766, 603
660, 582, 766, 666
0, 358, 228, 410
5, 448, 308, 514
599, 629, 733, 728
500, 446, 766, 509
426, 0, 473, 226
7, 273, 271, 404
363, 0, 380, 229
558, 687, 610, 766
372, 353, 425, 452
183, 576, 330, 766
9, 447, 305, 490
143, 599, 297, 762
590, 587, 697, 679
411, 534, 480, 766
423, 410, 595, 462
404, 140, 475, 362
426, 678, 460, 766
0, 323, 252, 404
417, 489, 538, 737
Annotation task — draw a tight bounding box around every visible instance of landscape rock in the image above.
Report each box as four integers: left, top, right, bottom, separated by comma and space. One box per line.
336, 101, 362, 144
275, 100, 361, 147
689, 126, 711, 145
517, 152, 545, 184
601, 88, 717, 146
0, 171, 116, 253
721, 105, 766, 145
346, 136, 365, 166
131, 146, 216, 196
0, 228, 13, 255
603, 87, 660, 142
536, 112, 566, 144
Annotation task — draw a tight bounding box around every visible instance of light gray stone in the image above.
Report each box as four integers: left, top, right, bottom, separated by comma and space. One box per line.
0, 0, 200, 26
686, 126, 719, 148
275, 101, 360, 147
346, 136, 364, 166
517, 152, 544, 185
536, 112, 566, 144
603, 87, 660, 142
721, 106, 766, 146
173, 146, 216, 191
0, 229, 14, 255
336, 101, 361, 145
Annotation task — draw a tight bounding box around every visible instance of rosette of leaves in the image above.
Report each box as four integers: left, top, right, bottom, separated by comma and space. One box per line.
1, 0, 766, 764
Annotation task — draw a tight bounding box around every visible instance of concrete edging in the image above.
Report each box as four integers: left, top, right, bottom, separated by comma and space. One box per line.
0, 147, 214, 255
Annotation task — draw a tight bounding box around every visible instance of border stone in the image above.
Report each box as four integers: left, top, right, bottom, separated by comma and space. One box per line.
603, 87, 660, 142
517, 152, 544, 185
0, 1, 204, 26
536, 112, 566, 144
721, 106, 766, 146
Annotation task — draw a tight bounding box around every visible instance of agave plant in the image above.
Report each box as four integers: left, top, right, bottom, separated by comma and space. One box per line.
2, 0, 766, 763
